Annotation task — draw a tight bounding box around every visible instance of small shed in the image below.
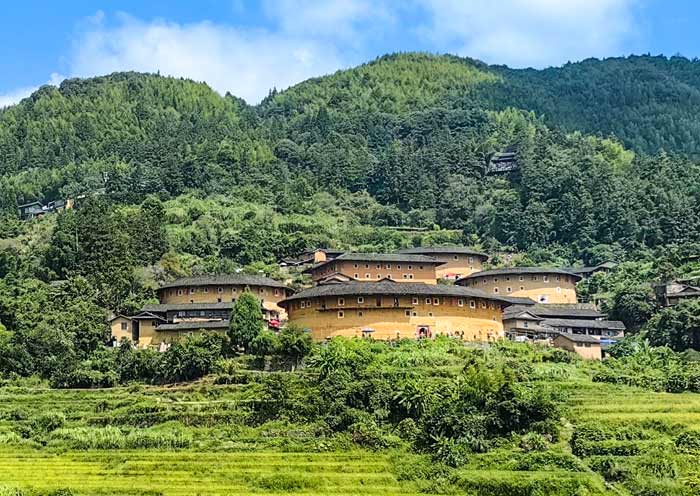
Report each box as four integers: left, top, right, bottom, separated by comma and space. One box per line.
553, 333, 602, 360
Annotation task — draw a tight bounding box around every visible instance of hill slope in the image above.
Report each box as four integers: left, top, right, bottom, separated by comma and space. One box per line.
1, 54, 700, 260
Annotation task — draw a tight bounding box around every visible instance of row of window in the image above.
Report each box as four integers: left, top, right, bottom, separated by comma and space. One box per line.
492, 286, 563, 294
336, 309, 498, 319
297, 297, 496, 310
171, 286, 280, 297
351, 262, 425, 270
473, 274, 570, 285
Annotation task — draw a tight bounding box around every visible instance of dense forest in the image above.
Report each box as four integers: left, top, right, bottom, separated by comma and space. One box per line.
1, 52, 700, 368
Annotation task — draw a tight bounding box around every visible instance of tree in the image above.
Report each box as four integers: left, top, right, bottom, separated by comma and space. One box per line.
228, 291, 264, 353
278, 324, 313, 369
608, 284, 657, 332
645, 301, 700, 352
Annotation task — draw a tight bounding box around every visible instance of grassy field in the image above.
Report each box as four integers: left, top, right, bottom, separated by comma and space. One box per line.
1, 345, 699, 495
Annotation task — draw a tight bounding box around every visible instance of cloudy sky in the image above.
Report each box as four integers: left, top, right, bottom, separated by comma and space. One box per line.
1, 0, 697, 106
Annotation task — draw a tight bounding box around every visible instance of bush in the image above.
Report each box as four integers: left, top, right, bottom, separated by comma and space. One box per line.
157, 334, 225, 382
675, 430, 700, 454
519, 432, 548, 452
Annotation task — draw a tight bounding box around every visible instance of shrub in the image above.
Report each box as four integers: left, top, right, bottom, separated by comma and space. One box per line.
675, 431, 700, 454
157, 334, 225, 382
519, 432, 548, 452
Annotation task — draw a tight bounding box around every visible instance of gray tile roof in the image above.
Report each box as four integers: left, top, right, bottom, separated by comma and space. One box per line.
159, 274, 288, 290
142, 302, 234, 312
457, 267, 582, 283
398, 246, 489, 259
303, 252, 444, 274
504, 304, 604, 320
553, 332, 601, 344
542, 318, 626, 330
156, 320, 230, 331
280, 280, 527, 307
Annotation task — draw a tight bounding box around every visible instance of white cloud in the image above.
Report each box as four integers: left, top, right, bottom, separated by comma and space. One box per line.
0, 73, 65, 108
418, 0, 637, 68
263, 0, 395, 41
65, 12, 348, 103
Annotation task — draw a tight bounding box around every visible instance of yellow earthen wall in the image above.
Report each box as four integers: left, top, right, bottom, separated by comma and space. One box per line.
286, 295, 503, 341
430, 254, 486, 279
465, 273, 578, 304
158, 284, 287, 320
310, 261, 438, 284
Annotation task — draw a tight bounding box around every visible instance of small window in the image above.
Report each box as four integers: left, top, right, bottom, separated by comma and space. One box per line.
358, 311, 364, 317
338, 311, 344, 319
301, 301, 306, 308
354, 263, 358, 268
260, 288, 265, 295
306, 300, 311, 307
428, 312, 434, 317
481, 301, 487, 309
506, 276, 510, 282
354, 273, 359, 278
365, 273, 371, 279
469, 300, 476, 309
493, 287, 499, 294
377, 274, 382, 279
217, 287, 223, 293
397, 264, 402, 270
453, 255, 459, 260
405, 310, 411, 316
203, 287, 208, 293
556, 275, 561, 281
402, 274, 408, 279
556, 286, 562, 293
189, 288, 195, 294
458, 299, 464, 307
425, 298, 431, 304
507, 287, 512, 293
274, 289, 279, 296
120, 322, 128, 331
532, 276, 538, 281
408, 265, 413, 270
483, 279, 487, 284
357, 297, 364, 304
519, 276, 524, 281
543, 275, 549, 282
338, 298, 345, 306
408, 274, 414, 279
387, 274, 392, 279
524, 321, 529, 328
412, 297, 419, 305
520, 286, 525, 291
419, 265, 424, 270
365, 263, 369, 269
217, 298, 222, 303
386, 263, 391, 269
539, 295, 549, 303
376, 264, 381, 269
232, 287, 237, 293
412, 312, 417, 316
469, 257, 474, 263
177, 289, 183, 296
494, 278, 498, 283
433, 298, 439, 305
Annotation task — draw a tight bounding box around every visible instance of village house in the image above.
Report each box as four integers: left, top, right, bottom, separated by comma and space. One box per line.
397, 246, 489, 280
456, 267, 582, 304
279, 248, 344, 269
654, 280, 700, 307
304, 253, 445, 285
502, 303, 625, 355
109, 274, 291, 349
279, 279, 533, 342
552, 333, 602, 360
564, 261, 617, 279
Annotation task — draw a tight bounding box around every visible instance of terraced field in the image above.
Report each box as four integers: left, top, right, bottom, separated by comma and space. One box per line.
2, 353, 700, 495
0, 450, 425, 496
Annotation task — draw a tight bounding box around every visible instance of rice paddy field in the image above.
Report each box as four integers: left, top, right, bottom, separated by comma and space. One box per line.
1, 349, 699, 495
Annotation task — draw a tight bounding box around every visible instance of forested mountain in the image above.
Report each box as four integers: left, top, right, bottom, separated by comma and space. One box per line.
1, 52, 700, 268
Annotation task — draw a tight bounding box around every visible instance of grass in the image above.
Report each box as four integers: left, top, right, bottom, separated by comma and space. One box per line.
2, 343, 700, 495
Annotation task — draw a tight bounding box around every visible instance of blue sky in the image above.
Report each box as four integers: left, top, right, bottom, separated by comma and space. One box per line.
2, 0, 699, 106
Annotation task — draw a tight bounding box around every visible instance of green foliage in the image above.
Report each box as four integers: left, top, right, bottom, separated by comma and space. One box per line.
228, 291, 264, 353
645, 300, 700, 352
